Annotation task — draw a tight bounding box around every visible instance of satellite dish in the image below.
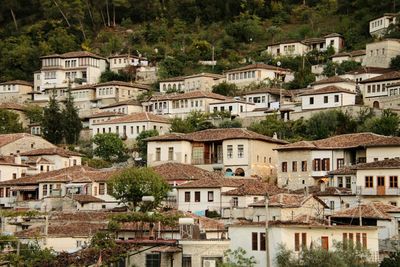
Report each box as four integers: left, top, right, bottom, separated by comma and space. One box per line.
277, 61, 282, 67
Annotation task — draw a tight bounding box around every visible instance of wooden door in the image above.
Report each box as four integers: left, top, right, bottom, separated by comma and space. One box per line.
321, 236, 329, 250
377, 176, 385, 195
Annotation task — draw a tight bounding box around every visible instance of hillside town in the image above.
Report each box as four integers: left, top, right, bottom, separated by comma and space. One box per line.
2, 4, 400, 267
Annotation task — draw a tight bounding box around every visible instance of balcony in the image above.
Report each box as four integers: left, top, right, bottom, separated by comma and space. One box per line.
356, 186, 400, 196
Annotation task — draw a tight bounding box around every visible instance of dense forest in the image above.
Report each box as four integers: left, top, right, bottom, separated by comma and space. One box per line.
0, 0, 399, 83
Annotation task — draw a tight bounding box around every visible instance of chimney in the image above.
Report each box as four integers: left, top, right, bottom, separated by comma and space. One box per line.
14, 154, 21, 165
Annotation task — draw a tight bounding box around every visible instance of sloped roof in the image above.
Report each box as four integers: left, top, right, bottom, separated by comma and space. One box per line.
70, 194, 105, 204
15, 222, 106, 238
312, 76, 354, 85
147, 128, 288, 144
150, 91, 226, 101
86, 111, 125, 119
329, 166, 357, 175
152, 163, 223, 181
177, 177, 260, 189
0, 156, 28, 167
95, 81, 150, 90
41, 51, 105, 60
299, 86, 355, 96
93, 112, 169, 125
250, 193, 328, 208
292, 186, 354, 196
242, 87, 292, 97
360, 71, 400, 83
100, 99, 142, 108
0, 103, 27, 111
345, 67, 392, 75
159, 73, 224, 82
222, 182, 284, 196
355, 158, 400, 170
331, 201, 400, 220
276, 132, 399, 151
20, 148, 82, 157
0, 80, 33, 87
0, 133, 46, 148
225, 63, 292, 73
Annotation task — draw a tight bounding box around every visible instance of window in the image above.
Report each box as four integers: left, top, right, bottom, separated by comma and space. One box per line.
146, 253, 161, 267
324, 96, 328, 103
0, 188, 3, 198
390, 201, 397, 206
334, 95, 339, 103
390, 176, 398, 188
237, 145, 244, 158
337, 158, 344, 169
309, 97, 314, 105
12, 173, 16, 179
184, 192, 190, 202
260, 233, 266, 251
362, 233, 367, 248
194, 191, 200, 202
292, 161, 297, 172
208, 191, 214, 202
377, 176, 385, 187
99, 183, 105, 195
155, 147, 161, 161
345, 176, 351, 189
168, 147, 174, 161
42, 184, 48, 196
313, 159, 321, 171
282, 162, 288, 172
338, 177, 343, 187
301, 161, 307, 172
252, 232, 258, 250
232, 197, 238, 207
182, 256, 192, 267
365, 176, 373, 188
227, 145, 233, 159
322, 158, 330, 171
330, 200, 335, 210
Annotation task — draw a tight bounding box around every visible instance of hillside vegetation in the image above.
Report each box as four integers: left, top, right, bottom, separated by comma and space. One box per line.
0, 0, 398, 83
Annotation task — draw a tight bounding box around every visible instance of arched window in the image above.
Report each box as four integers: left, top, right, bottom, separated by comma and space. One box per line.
235, 168, 245, 177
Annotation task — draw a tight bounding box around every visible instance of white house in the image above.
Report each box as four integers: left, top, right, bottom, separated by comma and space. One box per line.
91, 112, 170, 140
340, 67, 392, 84
0, 80, 33, 104
225, 63, 294, 88
363, 39, 400, 68
87, 111, 125, 129
229, 220, 379, 267
146, 128, 288, 177
99, 99, 143, 115
94, 81, 150, 107
275, 132, 400, 190
209, 98, 255, 117
369, 13, 397, 37
109, 54, 149, 72
241, 88, 292, 111
331, 50, 366, 64
0, 155, 28, 182
299, 86, 356, 110
266, 40, 308, 57
35, 51, 107, 91
311, 76, 356, 91
159, 73, 224, 93
0, 133, 56, 155
143, 91, 226, 118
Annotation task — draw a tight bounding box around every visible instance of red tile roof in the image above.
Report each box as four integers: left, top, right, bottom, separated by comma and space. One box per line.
331, 201, 400, 220
20, 148, 82, 157
15, 222, 106, 238
360, 71, 400, 83
222, 182, 284, 196
0, 156, 28, 167
292, 186, 354, 196
250, 193, 328, 208
86, 111, 125, 119
0, 103, 28, 111
226, 63, 292, 73
69, 194, 105, 204
345, 67, 392, 75
152, 163, 222, 181
0, 80, 33, 87
41, 51, 105, 60
355, 158, 400, 169
299, 86, 355, 96
312, 76, 354, 85
147, 128, 288, 144
150, 91, 226, 101
93, 112, 170, 125
159, 73, 224, 82
177, 177, 260, 189
95, 81, 150, 90
0, 133, 47, 148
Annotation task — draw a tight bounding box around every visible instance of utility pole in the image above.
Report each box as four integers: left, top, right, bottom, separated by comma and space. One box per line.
265, 193, 270, 267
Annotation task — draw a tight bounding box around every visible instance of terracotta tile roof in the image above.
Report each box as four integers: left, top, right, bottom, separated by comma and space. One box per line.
222, 182, 284, 196
15, 222, 106, 238
209, 98, 255, 105
331, 201, 400, 220
108, 54, 147, 60
225, 63, 292, 73
312, 76, 354, 85
152, 163, 222, 181
276, 132, 397, 151
250, 193, 328, 208
331, 50, 366, 58
0, 80, 33, 87
50, 211, 115, 222
0, 103, 28, 111
100, 99, 142, 108
86, 111, 125, 119
360, 71, 400, 83
150, 91, 227, 101
177, 177, 261, 189
0, 165, 117, 185
147, 128, 288, 144
20, 148, 82, 157
329, 166, 357, 175
0, 156, 28, 167
70, 84, 96, 91
69, 194, 105, 204
41, 51, 105, 60
299, 86, 355, 96
242, 87, 292, 97
303, 37, 325, 44
292, 186, 354, 196
0, 133, 44, 148
356, 158, 400, 169
345, 67, 392, 75
93, 112, 169, 125
95, 81, 150, 90
159, 73, 224, 82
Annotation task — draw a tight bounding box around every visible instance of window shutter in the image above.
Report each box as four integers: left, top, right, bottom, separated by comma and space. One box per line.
301, 233, 307, 248
252, 232, 258, 250
362, 233, 367, 248
294, 233, 300, 251
326, 158, 330, 171
312, 160, 316, 171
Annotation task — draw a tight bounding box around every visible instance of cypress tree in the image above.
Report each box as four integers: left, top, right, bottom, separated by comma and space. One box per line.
42, 90, 64, 144
63, 86, 82, 144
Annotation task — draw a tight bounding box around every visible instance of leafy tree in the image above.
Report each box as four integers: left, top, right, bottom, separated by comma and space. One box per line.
212, 82, 238, 96
63, 88, 82, 144
219, 247, 257, 267
135, 129, 159, 161
363, 109, 400, 136
380, 248, 400, 267
287, 68, 316, 89
108, 167, 170, 211
0, 110, 24, 134
322, 61, 339, 77
219, 119, 242, 128
169, 110, 211, 133
390, 55, 400, 70
226, 13, 265, 43
93, 133, 127, 161
42, 92, 64, 144
248, 114, 289, 139
337, 60, 362, 74
99, 70, 129, 83
24, 105, 43, 124
158, 57, 185, 79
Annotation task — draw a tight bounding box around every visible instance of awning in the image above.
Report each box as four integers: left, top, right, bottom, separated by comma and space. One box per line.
151, 246, 182, 253
10, 186, 38, 191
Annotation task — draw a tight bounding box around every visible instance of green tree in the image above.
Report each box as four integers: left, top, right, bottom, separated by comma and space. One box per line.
108, 167, 170, 211
390, 55, 400, 70
0, 110, 24, 134
42, 92, 64, 144
212, 82, 238, 96
219, 119, 242, 128
380, 248, 400, 267
219, 247, 257, 267
158, 57, 185, 79
287, 68, 316, 89
135, 129, 159, 161
363, 109, 400, 136
322, 61, 339, 77
93, 133, 127, 161
24, 105, 43, 124
169, 110, 211, 133
63, 87, 82, 144
99, 70, 129, 83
